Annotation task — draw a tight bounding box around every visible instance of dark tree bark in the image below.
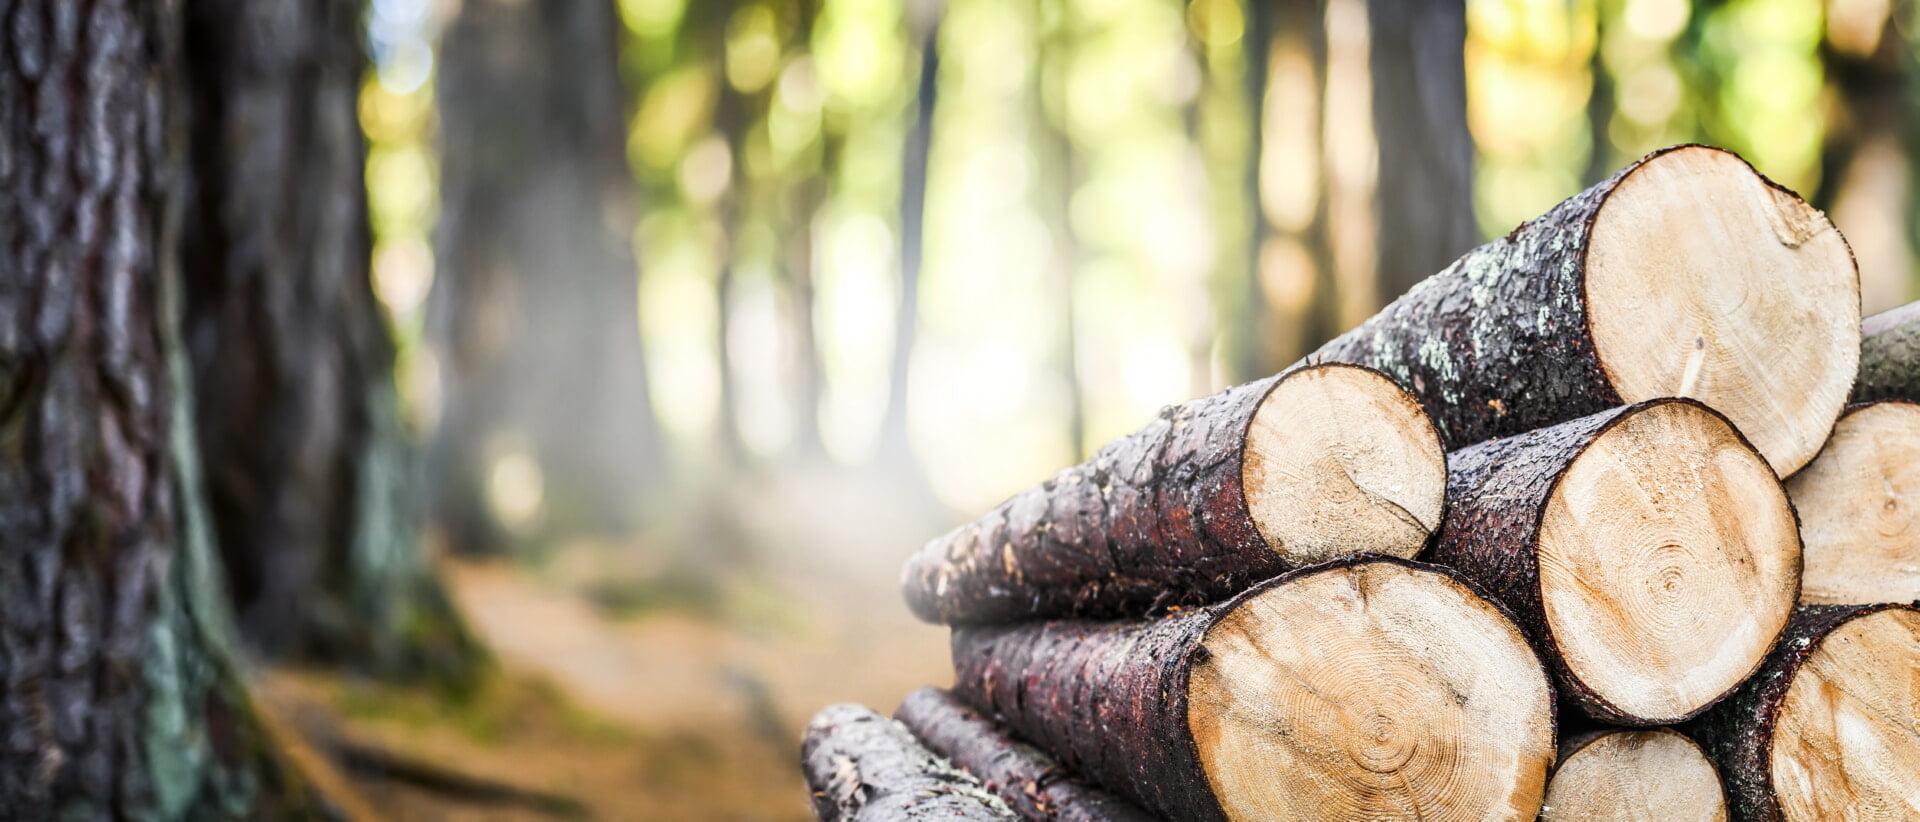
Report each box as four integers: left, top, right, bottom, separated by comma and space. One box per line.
894, 687, 1155, 822
1685, 603, 1920, 822
1430, 398, 1798, 725
1306, 144, 1857, 478
802, 703, 1016, 821
0, 0, 328, 814
949, 555, 1554, 821
1365, 0, 1478, 302
1856, 299, 1920, 402
432, 0, 664, 553
901, 363, 1443, 625
178, 0, 484, 684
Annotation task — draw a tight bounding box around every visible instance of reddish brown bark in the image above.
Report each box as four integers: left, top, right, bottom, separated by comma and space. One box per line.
894, 687, 1155, 822
949, 554, 1538, 821
902, 363, 1433, 624
802, 703, 1016, 821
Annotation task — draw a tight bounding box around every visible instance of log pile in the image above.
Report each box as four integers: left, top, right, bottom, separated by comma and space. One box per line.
803, 143, 1920, 821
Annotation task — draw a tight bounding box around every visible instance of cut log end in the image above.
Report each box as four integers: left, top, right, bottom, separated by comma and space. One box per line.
1585, 144, 1859, 477
1242, 364, 1446, 566
1542, 729, 1727, 822
1787, 400, 1920, 605
1187, 559, 1554, 821
1769, 608, 1920, 821
1538, 399, 1799, 723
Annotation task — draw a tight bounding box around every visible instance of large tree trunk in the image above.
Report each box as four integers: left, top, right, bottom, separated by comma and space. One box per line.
1855, 299, 1920, 402
1785, 399, 1920, 605
1309, 145, 1859, 478
801, 703, 1015, 821
1365, 0, 1477, 302
893, 687, 1154, 822
0, 0, 327, 814
1431, 398, 1799, 725
1686, 603, 1920, 822
1540, 729, 1727, 822
950, 556, 1554, 821
432, 0, 663, 553
902, 363, 1444, 624
178, 0, 483, 683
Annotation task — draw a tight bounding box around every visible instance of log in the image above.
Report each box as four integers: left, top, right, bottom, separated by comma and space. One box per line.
1310, 144, 1859, 478
1785, 400, 1920, 604
950, 556, 1555, 821
1687, 603, 1920, 822
903, 363, 1446, 624
1855, 299, 1920, 402
1432, 398, 1800, 725
894, 687, 1155, 822
801, 703, 1016, 821
1541, 729, 1728, 822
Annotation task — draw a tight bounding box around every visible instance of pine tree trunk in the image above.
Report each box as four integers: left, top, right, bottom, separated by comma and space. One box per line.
1308, 144, 1858, 478
902, 363, 1445, 624
1431, 399, 1799, 724
1686, 603, 1920, 822
1365, 0, 1477, 303
893, 687, 1154, 822
178, 0, 484, 684
1855, 299, 1920, 402
431, 0, 663, 552
802, 703, 1015, 821
949, 556, 1555, 821
0, 0, 328, 814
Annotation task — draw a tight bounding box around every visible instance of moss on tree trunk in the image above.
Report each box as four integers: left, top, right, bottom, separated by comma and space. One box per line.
0, 0, 330, 814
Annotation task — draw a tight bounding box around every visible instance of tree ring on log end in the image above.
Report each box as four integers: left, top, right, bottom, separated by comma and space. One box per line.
1539, 398, 1799, 723
1787, 400, 1920, 605
1542, 729, 1727, 822
1187, 559, 1553, 821
1241, 364, 1446, 567
1770, 607, 1920, 821
1585, 144, 1858, 478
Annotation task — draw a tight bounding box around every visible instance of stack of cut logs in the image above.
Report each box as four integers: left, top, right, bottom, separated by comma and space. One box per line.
801, 144, 1920, 821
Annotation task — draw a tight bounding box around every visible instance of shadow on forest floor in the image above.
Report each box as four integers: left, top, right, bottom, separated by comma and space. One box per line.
257, 465, 958, 820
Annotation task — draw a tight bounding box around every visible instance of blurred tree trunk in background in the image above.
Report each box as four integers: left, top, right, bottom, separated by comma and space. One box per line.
434, 0, 665, 553
1817, 6, 1913, 313
786, 0, 829, 461
0, 0, 328, 814
1275, 0, 1342, 357
879, 0, 940, 469
1039, 0, 1087, 463
180, 0, 484, 685
1365, 0, 1477, 301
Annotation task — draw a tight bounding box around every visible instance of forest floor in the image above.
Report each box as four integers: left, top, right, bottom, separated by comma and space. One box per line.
255, 465, 957, 820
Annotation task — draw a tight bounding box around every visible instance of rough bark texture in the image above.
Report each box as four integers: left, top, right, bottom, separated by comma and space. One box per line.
1855, 299, 1920, 402
802, 703, 1017, 822
950, 587, 1217, 820
432, 0, 662, 553
1311, 144, 1767, 450
0, 0, 328, 815
904, 366, 1337, 625
1365, 0, 1478, 303
1684, 603, 1913, 822
949, 554, 1504, 822
179, 0, 484, 684
1429, 399, 1769, 725
893, 687, 1155, 822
